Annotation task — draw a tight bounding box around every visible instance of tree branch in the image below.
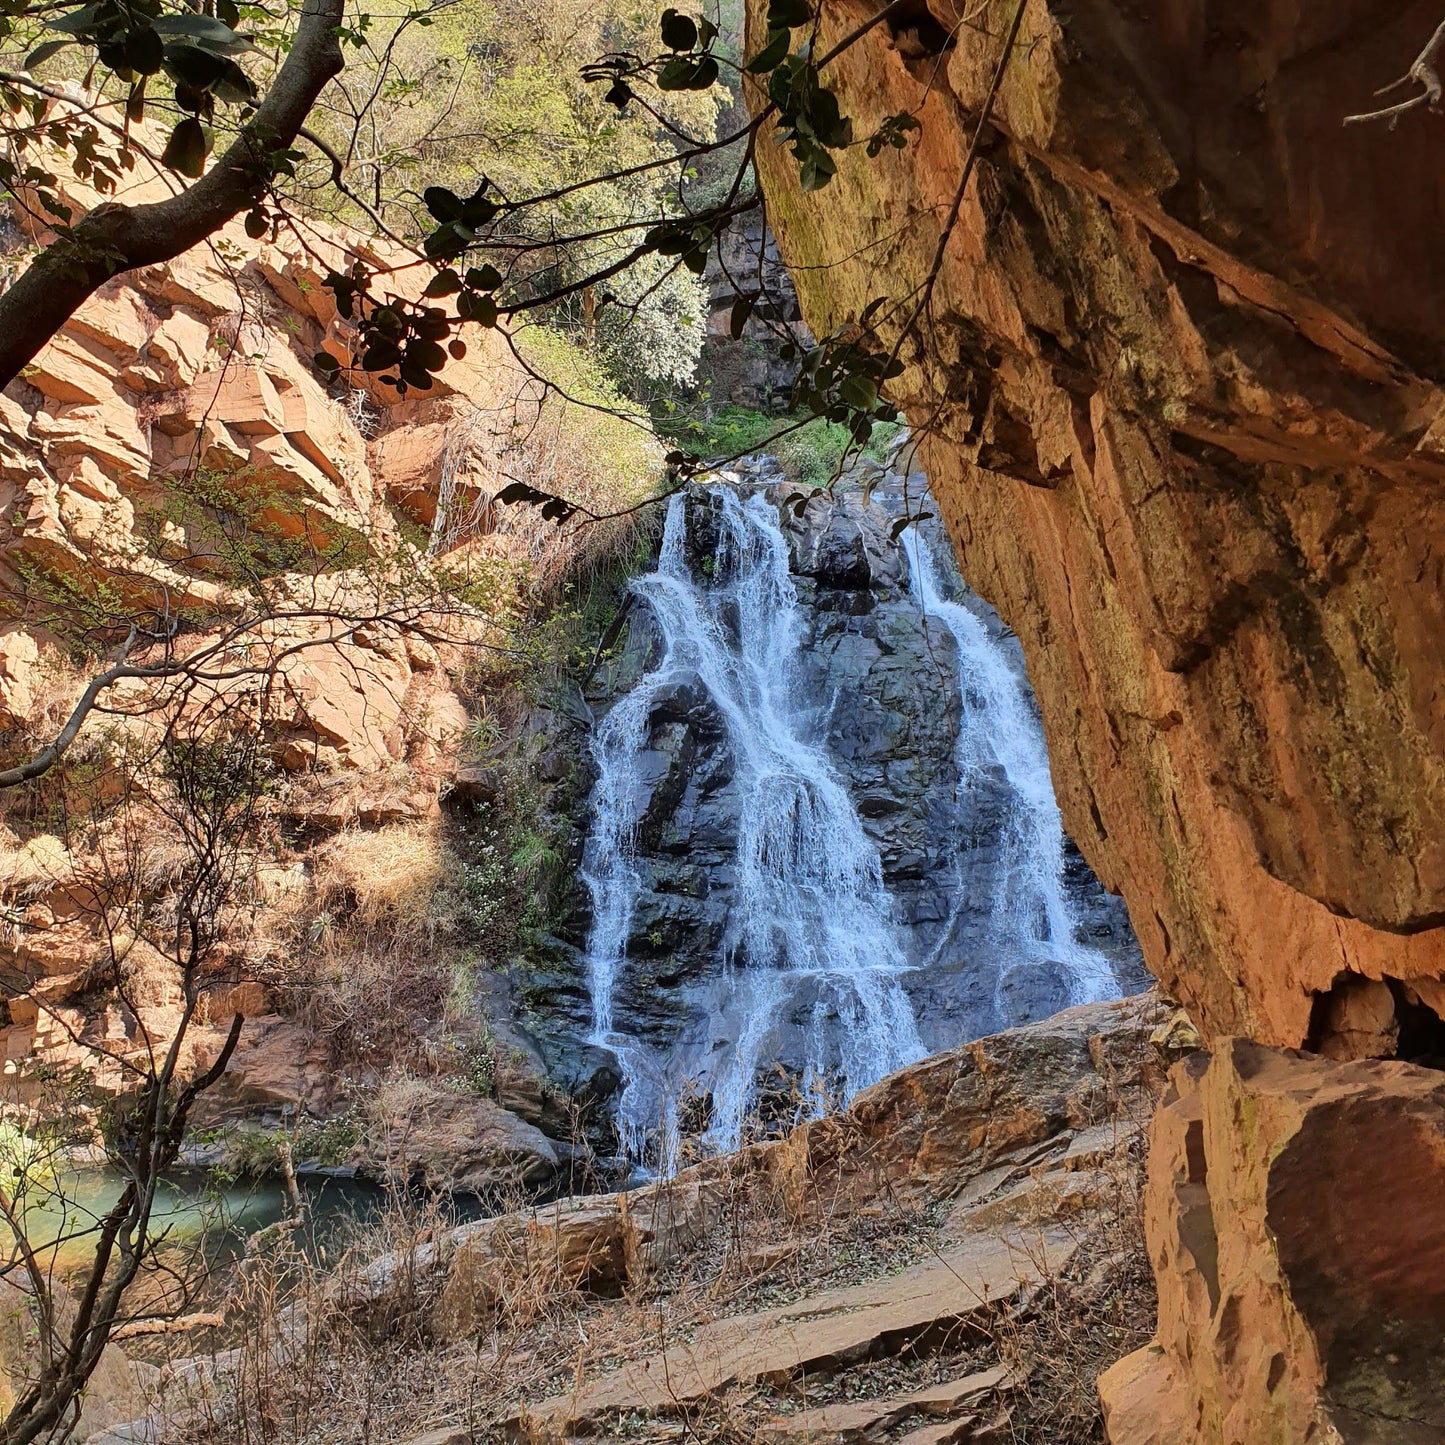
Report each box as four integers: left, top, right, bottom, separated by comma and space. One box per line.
1344, 16, 1445, 126
0, 0, 346, 389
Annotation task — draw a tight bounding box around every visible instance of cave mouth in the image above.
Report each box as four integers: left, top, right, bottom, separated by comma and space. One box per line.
1305, 974, 1445, 1069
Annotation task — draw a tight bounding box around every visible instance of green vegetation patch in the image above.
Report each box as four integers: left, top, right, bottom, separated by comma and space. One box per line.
658, 404, 902, 486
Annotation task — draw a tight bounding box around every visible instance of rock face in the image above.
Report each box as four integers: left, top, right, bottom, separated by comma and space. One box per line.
0, 211, 491, 769
1101, 1042, 1445, 1444
747, 0, 1445, 1052
0, 134, 650, 1187
699, 212, 810, 410
744, 1, 1445, 1438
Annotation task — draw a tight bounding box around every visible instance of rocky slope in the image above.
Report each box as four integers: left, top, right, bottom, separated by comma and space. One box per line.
746, 0, 1445, 1438
100, 994, 1171, 1445
0, 132, 654, 1190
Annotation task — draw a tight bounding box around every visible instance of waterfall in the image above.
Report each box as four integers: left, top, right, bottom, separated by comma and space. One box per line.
900, 526, 1119, 1011
580, 487, 924, 1170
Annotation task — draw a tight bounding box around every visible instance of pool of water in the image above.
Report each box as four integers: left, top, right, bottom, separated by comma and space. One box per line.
14, 1168, 408, 1274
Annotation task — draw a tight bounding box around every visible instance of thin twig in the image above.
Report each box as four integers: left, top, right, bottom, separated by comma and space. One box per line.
1344, 16, 1445, 126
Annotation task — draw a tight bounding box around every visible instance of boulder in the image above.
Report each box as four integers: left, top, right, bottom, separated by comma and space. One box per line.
0, 624, 39, 726
1100, 1040, 1445, 1443
351, 1078, 562, 1195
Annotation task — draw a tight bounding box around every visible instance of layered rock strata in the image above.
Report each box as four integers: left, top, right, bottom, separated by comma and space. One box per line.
745, 1, 1445, 1438
0, 119, 649, 1181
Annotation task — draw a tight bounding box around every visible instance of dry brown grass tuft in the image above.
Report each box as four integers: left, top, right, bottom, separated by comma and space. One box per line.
313, 822, 459, 942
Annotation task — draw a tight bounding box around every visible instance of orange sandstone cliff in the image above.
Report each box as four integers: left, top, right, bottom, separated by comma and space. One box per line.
747, 0, 1445, 1438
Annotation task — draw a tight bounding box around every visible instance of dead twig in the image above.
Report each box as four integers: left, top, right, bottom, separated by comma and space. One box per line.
1344, 17, 1445, 126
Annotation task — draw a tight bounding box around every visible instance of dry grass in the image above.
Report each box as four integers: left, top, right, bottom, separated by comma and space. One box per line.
118, 1025, 1165, 1445
128, 1145, 946, 1445
313, 822, 459, 942
0, 829, 70, 900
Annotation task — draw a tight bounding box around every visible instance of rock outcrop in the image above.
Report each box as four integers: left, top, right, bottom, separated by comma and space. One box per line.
748, 0, 1445, 1050
548, 468, 1142, 1118
0, 111, 654, 1185
745, 1, 1445, 1438
135, 994, 1163, 1445
1101, 1041, 1445, 1444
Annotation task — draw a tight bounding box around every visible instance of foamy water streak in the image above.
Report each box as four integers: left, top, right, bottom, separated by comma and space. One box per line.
901, 526, 1118, 1011
580, 487, 924, 1170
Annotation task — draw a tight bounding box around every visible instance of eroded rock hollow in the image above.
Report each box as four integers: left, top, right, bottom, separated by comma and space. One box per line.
745, 0, 1445, 1437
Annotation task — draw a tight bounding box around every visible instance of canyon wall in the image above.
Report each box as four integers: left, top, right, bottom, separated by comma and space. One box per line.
746, 0, 1445, 1438
0, 148, 654, 1190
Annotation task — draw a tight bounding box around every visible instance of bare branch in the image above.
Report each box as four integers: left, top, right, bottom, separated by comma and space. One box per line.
1344, 17, 1445, 126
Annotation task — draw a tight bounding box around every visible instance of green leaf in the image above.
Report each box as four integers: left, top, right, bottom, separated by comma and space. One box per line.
410, 337, 448, 373
464, 262, 502, 291
767, 0, 812, 28
809, 89, 851, 148
361, 338, 401, 372
313, 351, 341, 373
657, 53, 718, 90
838, 374, 879, 411
209, 55, 255, 104
422, 186, 463, 222
659, 7, 697, 50
24, 38, 73, 68
161, 116, 208, 177
461, 195, 498, 227
744, 27, 789, 73
460, 291, 498, 327
162, 42, 228, 89
423, 220, 473, 259
798, 147, 836, 191
399, 355, 435, 390
604, 76, 632, 109
244, 206, 267, 238
729, 294, 755, 339
45, 6, 100, 37
153, 13, 253, 55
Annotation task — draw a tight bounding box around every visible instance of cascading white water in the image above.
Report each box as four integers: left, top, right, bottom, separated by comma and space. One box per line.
900, 526, 1118, 1011
580, 487, 925, 1170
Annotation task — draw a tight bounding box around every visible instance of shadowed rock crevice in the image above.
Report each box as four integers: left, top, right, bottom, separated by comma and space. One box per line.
1306, 973, 1445, 1067
1267, 1095, 1445, 1437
